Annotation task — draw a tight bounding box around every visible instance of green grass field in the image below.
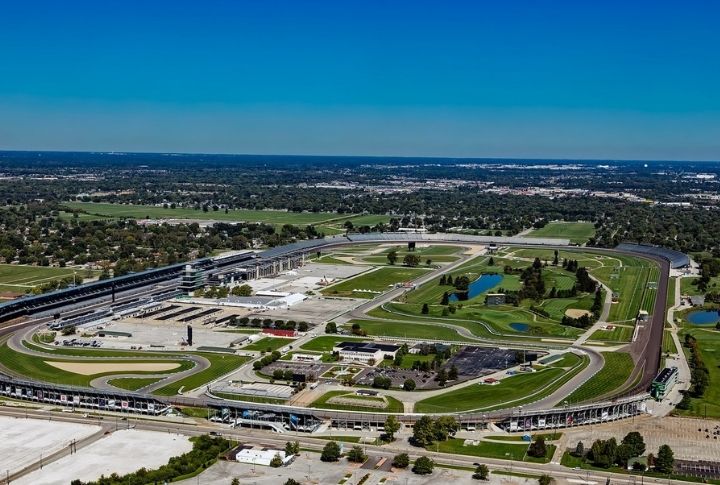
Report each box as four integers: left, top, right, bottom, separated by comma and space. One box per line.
429, 438, 555, 463
587, 325, 633, 343
662, 330, 678, 354
347, 319, 467, 341
153, 353, 250, 396
242, 337, 294, 352
0, 342, 192, 387
681, 275, 720, 295
525, 222, 596, 244
299, 335, 368, 352
677, 329, 720, 419
564, 352, 634, 404
415, 359, 587, 413
321, 266, 430, 298
591, 256, 656, 323
309, 390, 404, 413
64, 201, 391, 228
0, 264, 98, 295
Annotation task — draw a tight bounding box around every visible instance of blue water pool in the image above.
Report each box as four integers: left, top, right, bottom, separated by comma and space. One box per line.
510, 323, 529, 332
449, 273, 503, 301
687, 310, 720, 325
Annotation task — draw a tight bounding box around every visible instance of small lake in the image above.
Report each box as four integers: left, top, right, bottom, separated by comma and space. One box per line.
510, 323, 529, 332
687, 310, 720, 325
449, 273, 503, 301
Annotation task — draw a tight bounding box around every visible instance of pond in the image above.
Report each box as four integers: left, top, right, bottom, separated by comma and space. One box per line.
449, 273, 503, 302
687, 310, 720, 325
510, 323, 529, 332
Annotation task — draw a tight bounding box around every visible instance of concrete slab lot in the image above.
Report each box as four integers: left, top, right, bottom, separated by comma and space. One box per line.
16, 429, 193, 485
87, 319, 246, 350
0, 417, 100, 475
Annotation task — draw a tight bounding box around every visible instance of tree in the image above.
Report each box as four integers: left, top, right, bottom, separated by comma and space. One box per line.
538, 474, 553, 485
325, 321, 337, 333
384, 415, 401, 442
621, 431, 646, 458
321, 441, 341, 462
403, 378, 416, 391
231, 479, 240, 485
448, 364, 458, 380
433, 416, 459, 441
527, 437, 547, 458
373, 375, 392, 389
472, 464, 489, 480
284, 480, 300, 485
387, 250, 398, 265
412, 456, 435, 475
412, 416, 436, 447
404, 253, 421, 267
655, 444, 675, 474
392, 453, 410, 468
347, 445, 367, 463
441, 291, 450, 305
488, 257, 495, 266
232, 284, 252, 296
285, 441, 300, 456
298, 321, 309, 332
575, 441, 585, 457
421, 303, 429, 314
436, 368, 448, 386
270, 453, 283, 467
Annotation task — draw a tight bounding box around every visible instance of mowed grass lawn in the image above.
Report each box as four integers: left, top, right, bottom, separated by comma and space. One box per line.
415, 367, 574, 413
299, 335, 368, 352
526, 222, 596, 244
592, 263, 652, 322
347, 319, 466, 341
0, 342, 192, 387
321, 267, 430, 298
430, 438, 555, 463
153, 352, 250, 396
309, 390, 404, 413
243, 337, 295, 352
588, 325, 634, 343
565, 352, 633, 404
0, 264, 96, 294
65, 201, 390, 227
677, 329, 720, 419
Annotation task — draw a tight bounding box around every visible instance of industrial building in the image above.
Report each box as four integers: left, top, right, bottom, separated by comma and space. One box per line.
333, 341, 400, 365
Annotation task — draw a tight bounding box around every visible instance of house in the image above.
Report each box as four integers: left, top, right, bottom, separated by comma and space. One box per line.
235, 447, 294, 467
291, 353, 322, 363
690, 295, 705, 307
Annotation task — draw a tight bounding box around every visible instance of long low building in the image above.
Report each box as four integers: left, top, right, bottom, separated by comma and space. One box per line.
333, 341, 400, 365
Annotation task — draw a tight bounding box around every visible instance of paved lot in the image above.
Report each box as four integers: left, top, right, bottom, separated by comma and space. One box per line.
174, 451, 537, 485
561, 415, 720, 461
16, 429, 192, 485
0, 416, 100, 475
89, 318, 248, 350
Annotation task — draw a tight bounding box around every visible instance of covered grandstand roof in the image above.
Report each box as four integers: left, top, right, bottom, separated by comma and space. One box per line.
615, 243, 690, 269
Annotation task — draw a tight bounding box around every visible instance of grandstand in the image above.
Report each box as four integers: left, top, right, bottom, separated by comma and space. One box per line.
615, 243, 690, 269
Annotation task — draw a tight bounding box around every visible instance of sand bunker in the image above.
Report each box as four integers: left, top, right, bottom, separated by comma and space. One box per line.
45, 361, 180, 376
565, 309, 592, 319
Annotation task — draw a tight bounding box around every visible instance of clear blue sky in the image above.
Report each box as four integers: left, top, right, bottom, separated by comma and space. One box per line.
0, 0, 718, 159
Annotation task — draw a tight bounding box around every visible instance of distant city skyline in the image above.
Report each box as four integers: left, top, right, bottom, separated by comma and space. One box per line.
1, 0, 719, 160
